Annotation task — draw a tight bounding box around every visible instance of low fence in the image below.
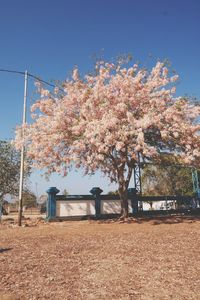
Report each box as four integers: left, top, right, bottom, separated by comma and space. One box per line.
46, 187, 200, 221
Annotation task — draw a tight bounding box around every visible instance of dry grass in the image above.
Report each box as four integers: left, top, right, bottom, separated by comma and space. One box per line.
0, 216, 200, 300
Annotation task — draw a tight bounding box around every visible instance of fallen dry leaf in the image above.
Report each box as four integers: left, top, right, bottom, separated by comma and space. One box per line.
0, 216, 200, 299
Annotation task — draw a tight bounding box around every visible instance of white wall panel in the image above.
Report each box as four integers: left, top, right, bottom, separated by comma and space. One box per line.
56, 200, 95, 217
101, 199, 132, 214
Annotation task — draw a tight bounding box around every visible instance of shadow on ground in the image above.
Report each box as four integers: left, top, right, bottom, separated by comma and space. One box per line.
0, 248, 12, 253
136, 215, 200, 225
94, 215, 200, 225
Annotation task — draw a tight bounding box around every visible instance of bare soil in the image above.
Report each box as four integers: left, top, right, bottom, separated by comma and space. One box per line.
0, 216, 200, 300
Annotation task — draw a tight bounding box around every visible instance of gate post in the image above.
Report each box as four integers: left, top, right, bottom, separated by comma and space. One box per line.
90, 187, 103, 218
128, 188, 138, 214
46, 187, 60, 221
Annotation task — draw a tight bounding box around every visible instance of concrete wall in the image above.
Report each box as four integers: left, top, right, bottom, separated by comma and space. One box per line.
142, 200, 176, 211
56, 200, 95, 217
101, 199, 132, 214
56, 199, 134, 217
47, 187, 197, 221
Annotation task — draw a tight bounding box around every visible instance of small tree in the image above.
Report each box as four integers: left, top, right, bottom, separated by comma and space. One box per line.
0, 140, 31, 213
62, 189, 69, 196
38, 194, 47, 213
15, 61, 200, 219
0, 141, 19, 200
0, 141, 29, 200
22, 190, 37, 208
14, 191, 37, 208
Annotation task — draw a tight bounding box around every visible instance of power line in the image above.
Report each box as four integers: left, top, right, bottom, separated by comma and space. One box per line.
27, 73, 62, 90
0, 68, 64, 92
0, 68, 25, 76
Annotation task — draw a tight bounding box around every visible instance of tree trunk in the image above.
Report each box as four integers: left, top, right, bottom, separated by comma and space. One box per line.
117, 166, 133, 220
119, 187, 129, 219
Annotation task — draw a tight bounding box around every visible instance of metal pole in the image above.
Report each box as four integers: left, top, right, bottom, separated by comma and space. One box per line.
18, 70, 28, 226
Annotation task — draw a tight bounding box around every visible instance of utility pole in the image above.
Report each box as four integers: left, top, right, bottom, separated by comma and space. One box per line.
18, 70, 28, 226
0, 68, 58, 225
35, 182, 39, 206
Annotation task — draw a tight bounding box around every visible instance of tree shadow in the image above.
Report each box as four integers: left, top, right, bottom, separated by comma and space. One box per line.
1, 218, 15, 223
88, 214, 200, 225
136, 215, 200, 225
0, 248, 12, 253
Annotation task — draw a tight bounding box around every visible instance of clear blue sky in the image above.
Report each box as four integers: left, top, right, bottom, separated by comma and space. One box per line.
0, 0, 200, 196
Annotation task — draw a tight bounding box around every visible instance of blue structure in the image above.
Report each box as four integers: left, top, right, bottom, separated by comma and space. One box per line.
128, 188, 138, 213
90, 187, 103, 217
46, 187, 60, 221
133, 153, 143, 210
192, 168, 200, 198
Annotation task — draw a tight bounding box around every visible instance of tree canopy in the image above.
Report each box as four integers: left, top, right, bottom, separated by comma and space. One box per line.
15, 60, 200, 218
0, 140, 30, 203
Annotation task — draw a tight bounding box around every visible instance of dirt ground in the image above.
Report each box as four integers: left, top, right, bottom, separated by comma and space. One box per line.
0, 216, 200, 300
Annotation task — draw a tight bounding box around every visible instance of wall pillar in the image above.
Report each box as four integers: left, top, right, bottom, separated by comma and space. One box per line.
46, 187, 60, 221
128, 188, 138, 214
90, 187, 103, 218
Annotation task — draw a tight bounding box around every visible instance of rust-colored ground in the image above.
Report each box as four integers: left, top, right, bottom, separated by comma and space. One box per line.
0, 216, 200, 300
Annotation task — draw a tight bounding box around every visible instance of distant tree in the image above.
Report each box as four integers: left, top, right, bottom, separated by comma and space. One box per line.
22, 191, 37, 208
0, 141, 29, 198
37, 194, 47, 213
62, 189, 69, 196
142, 164, 194, 196
0, 140, 31, 211
38, 194, 47, 204
10, 191, 37, 208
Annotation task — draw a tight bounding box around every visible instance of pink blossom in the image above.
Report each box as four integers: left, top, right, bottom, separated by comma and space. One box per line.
14, 59, 200, 218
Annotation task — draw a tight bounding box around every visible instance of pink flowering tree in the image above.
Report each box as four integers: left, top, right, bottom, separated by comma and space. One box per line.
15, 61, 200, 219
